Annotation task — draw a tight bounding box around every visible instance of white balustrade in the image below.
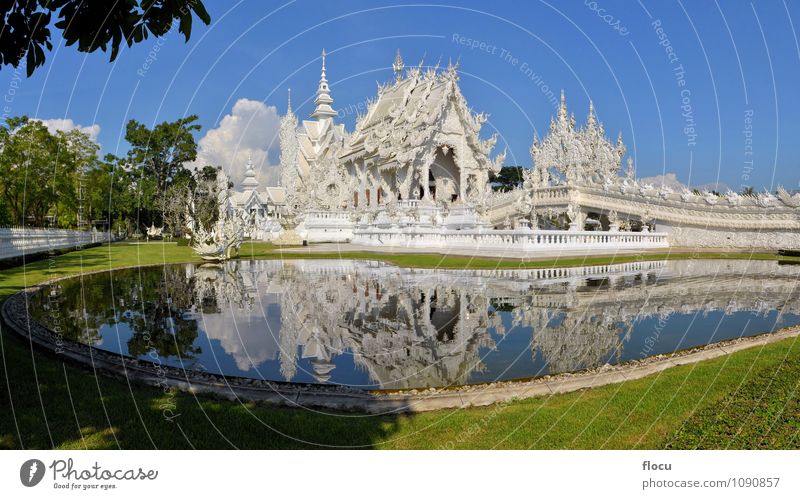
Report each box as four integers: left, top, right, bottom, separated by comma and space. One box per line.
303, 211, 355, 243
352, 226, 668, 253
0, 227, 116, 260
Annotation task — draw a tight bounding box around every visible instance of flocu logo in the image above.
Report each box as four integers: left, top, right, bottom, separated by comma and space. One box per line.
20, 459, 46, 487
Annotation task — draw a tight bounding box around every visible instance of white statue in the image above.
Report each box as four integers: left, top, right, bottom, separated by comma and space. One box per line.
146, 223, 163, 240
190, 169, 246, 261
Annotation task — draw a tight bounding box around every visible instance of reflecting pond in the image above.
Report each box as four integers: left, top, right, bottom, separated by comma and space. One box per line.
28, 259, 800, 390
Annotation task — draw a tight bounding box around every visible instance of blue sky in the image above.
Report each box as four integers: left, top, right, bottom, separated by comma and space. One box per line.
2, 0, 798, 191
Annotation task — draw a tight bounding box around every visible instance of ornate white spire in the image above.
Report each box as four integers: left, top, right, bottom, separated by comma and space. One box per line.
241, 154, 259, 191
279, 88, 300, 191
557, 89, 568, 125
393, 49, 404, 81
311, 48, 337, 120
586, 100, 596, 130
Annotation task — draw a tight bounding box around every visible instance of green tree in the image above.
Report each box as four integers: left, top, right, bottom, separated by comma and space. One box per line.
54, 127, 101, 227
124, 115, 202, 227
0, 117, 54, 225
1, 0, 210, 77
191, 165, 225, 233
489, 166, 525, 192
161, 179, 192, 236
84, 154, 137, 233
0, 117, 94, 226
0, 114, 212, 232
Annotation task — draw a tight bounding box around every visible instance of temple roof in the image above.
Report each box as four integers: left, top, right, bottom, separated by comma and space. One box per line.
339, 58, 504, 171
229, 186, 285, 207
264, 186, 286, 204
240, 155, 260, 190
530, 91, 625, 184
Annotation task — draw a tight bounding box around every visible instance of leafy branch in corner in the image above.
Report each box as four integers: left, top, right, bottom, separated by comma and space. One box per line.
0, 0, 211, 76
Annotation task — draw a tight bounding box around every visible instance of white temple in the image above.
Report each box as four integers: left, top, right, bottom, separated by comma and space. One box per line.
224, 50, 800, 252
227, 155, 284, 241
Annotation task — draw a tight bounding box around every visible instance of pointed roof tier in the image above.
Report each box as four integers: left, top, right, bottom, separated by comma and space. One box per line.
311, 49, 337, 120
393, 49, 404, 81
241, 154, 260, 190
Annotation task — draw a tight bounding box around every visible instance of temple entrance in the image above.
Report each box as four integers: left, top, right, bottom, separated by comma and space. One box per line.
429, 148, 459, 204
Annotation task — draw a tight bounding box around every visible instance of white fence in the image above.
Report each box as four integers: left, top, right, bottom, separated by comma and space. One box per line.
303, 211, 355, 243
0, 227, 116, 260
352, 226, 668, 253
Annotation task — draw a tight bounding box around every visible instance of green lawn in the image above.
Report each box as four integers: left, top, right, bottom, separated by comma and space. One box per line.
1, 241, 798, 449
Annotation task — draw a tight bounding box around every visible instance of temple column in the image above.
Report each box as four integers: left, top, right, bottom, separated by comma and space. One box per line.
421, 164, 429, 200
360, 160, 368, 208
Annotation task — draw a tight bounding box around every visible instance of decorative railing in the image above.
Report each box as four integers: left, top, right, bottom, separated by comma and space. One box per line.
487, 189, 523, 207
532, 185, 572, 202
0, 227, 116, 260
352, 226, 668, 252
396, 199, 423, 210
304, 211, 352, 221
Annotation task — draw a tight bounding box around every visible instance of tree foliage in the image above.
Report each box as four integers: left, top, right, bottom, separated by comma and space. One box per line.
1, 0, 211, 76
0, 117, 98, 226
123, 115, 201, 230
191, 165, 225, 232
0, 114, 217, 236
489, 165, 525, 192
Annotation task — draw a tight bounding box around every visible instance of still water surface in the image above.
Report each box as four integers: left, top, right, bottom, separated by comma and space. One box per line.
29, 259, 800, 389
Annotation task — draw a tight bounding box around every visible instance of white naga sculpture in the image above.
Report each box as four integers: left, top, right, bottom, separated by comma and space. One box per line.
145, 223, 163, 240
189, 169, 247, 261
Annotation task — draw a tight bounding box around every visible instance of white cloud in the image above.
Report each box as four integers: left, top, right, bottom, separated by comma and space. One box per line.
190, 98, 282, 188
37, 118, 101, 143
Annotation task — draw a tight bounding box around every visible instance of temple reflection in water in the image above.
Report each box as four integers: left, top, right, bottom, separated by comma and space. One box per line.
183, 259, 800, 389
33, 259, 800, 389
